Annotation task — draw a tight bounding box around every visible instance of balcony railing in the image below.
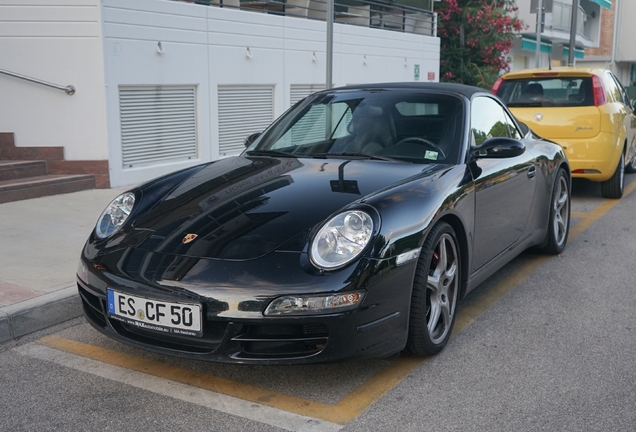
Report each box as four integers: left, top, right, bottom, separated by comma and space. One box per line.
550, 1, 587, 38
180, 0, 436, 36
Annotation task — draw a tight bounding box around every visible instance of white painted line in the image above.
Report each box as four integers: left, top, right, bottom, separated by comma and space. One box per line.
16, 343, 342, 432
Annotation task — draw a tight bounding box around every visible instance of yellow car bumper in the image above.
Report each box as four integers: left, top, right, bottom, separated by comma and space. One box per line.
552, 132, 622, 182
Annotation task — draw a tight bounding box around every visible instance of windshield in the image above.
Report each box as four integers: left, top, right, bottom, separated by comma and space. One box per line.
497, 77, 594, 108
246, 90, 464, 164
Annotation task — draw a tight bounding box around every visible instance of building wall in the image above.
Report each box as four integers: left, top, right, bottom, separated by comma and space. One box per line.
584, 1, 614, 58
0, 0, 439, 188
617, 0, 636, 62
0, 0, 108, 161
102, 0, 440, 187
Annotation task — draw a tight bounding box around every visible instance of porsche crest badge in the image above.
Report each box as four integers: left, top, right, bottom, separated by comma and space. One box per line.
182, 233, 198, 244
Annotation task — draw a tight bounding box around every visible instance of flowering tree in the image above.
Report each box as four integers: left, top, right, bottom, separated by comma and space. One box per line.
437, 0, 525, 88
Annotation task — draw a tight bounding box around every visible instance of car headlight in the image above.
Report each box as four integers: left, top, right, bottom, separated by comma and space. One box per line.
309, 210, 374, 270
264, 291, 366, 316
95, 192, 136, 239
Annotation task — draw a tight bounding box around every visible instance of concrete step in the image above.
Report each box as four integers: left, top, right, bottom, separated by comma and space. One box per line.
0, 160, 48, 182
0, 174, 96, 204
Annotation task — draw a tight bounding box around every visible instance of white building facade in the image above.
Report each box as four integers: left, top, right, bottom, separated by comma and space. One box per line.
0, 0, 440, 188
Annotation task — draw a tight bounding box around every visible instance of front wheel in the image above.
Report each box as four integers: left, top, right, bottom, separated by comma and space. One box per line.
540, 168, 570, 254
601, 153, 624, 199
406, 222, 460, 356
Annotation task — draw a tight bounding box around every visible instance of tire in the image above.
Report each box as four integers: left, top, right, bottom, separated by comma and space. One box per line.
540, 168, 570, 255
406, 222, 460, 356
601, 153, 624, 199
626, 149, 636, 173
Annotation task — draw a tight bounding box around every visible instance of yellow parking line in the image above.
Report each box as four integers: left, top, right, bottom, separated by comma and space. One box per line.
39, 332, 426, 424
37, 177, 636, 425
570, 178, 636, 239
38, 334, 357, 425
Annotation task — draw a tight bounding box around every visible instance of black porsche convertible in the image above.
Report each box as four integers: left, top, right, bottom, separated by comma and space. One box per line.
77, 83, 570, 364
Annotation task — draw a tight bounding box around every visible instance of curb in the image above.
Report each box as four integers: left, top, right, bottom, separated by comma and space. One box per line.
0, 286, 82, 343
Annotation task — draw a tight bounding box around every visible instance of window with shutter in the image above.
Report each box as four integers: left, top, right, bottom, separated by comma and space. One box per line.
289, 84, 329, 145
119, 86, 197, 168
217, 85, 275, 156
290, 84, 325, 106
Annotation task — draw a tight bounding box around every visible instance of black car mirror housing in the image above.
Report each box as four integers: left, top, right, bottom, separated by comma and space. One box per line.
244, 132, 261, 147
471, 137, 526, 159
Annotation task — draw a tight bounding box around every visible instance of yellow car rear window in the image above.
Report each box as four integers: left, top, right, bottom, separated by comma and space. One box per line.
497, 77, 593, 108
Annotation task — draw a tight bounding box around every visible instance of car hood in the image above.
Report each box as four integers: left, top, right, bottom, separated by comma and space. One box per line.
126, 155, 442, 260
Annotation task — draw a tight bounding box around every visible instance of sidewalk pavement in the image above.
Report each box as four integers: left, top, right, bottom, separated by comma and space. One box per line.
0, 188, 125, 343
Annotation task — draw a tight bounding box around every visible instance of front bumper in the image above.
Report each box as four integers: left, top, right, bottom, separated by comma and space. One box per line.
77, 247, 416, 364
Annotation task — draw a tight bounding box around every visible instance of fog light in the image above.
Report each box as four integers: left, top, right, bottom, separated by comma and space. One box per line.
264, 291, 365, 316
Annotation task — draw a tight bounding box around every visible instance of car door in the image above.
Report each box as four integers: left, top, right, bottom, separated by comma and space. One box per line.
470, 96, 537, 272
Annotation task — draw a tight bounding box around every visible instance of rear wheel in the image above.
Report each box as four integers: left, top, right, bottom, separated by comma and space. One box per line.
540, 168, 570, 254
406, 222, 460, 356
601, 153, 624, 199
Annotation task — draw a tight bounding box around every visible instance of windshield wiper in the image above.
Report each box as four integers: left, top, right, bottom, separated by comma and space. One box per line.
245, 150, 298, 158
316, 152, 399, 162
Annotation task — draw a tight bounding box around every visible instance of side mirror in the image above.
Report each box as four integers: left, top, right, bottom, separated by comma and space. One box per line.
244, 132, 261, 147
471, 137, 526, 159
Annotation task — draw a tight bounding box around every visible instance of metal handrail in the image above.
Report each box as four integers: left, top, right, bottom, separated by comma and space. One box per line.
0, 68, 75, 95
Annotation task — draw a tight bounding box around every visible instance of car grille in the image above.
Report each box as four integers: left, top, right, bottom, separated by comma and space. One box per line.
78, 284, 107, 328
231, 323, 329, 360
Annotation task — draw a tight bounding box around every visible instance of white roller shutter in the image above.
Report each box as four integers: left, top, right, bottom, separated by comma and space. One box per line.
289, 84, 328, 144
218, 85, 274, 156
290, 84, 325, 106
119, 86, 197, 168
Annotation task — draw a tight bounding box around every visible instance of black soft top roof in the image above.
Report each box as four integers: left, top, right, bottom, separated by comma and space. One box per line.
326, 82, 489, 98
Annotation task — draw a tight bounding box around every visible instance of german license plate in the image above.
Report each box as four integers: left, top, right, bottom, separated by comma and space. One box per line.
106, 289, 202, 337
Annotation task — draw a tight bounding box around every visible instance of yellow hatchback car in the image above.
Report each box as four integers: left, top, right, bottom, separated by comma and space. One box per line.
493, 67, 636, 198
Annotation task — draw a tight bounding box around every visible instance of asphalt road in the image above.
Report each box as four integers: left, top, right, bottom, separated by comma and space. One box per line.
1, 175, 636, 432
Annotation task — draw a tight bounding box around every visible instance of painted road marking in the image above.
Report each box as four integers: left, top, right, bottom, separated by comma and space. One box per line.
25, 177, 636, 427
16, 342, 342, 432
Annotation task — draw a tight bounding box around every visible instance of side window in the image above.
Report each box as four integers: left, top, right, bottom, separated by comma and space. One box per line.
471, 97, 519, 145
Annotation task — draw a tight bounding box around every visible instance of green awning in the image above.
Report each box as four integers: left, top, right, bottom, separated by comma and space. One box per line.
589, 0, 611, 9
521, 36, 552, 54
563, 45, 585, 59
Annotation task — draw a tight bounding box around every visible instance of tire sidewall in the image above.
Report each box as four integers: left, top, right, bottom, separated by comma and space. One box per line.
546, 168, 570, 254
406, 221, 460, 356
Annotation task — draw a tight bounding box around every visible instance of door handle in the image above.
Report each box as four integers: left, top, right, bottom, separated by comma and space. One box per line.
527, 165, 536, 179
